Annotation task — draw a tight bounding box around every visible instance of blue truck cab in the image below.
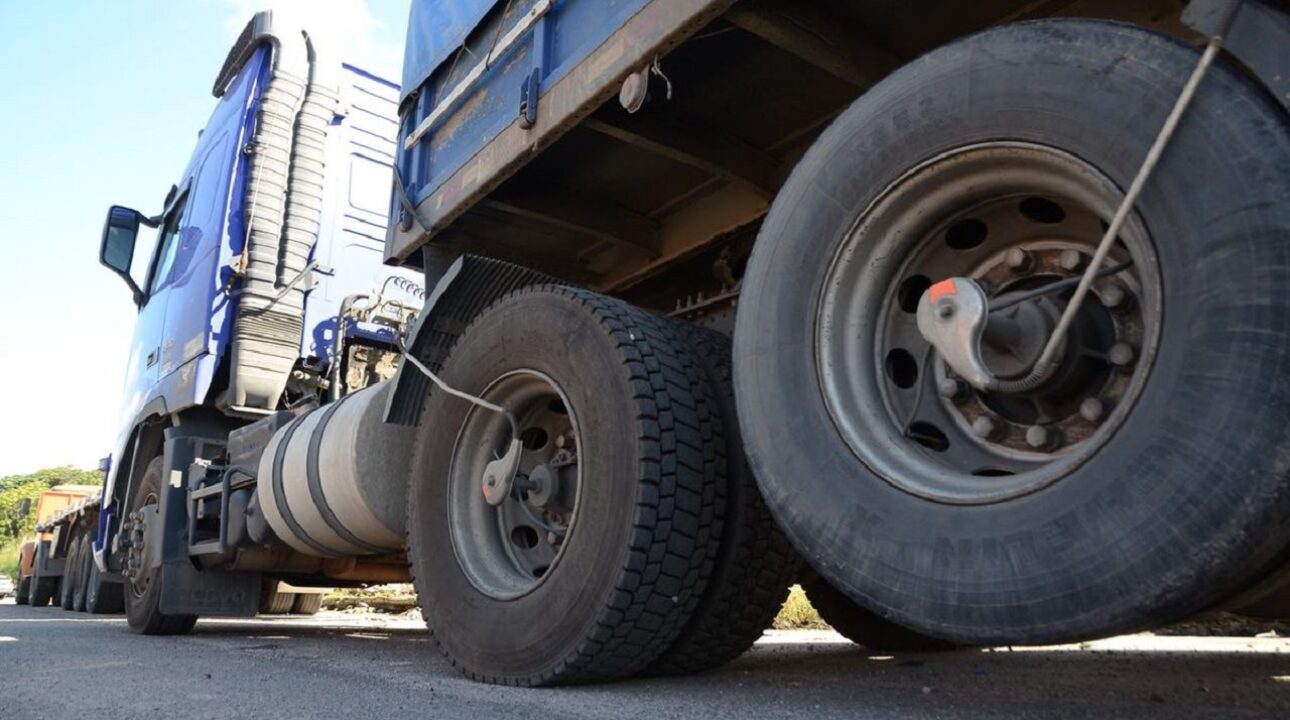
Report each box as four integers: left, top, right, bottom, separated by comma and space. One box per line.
95, 12, 418, 585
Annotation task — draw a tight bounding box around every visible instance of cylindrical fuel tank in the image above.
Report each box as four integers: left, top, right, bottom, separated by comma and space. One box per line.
257, 381, 413, 557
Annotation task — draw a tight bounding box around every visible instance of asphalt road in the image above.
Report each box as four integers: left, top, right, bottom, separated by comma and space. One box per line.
2, 599, 1288, 720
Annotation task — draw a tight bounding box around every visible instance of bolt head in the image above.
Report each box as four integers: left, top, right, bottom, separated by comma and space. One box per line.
1100, 284, 1128, 309
938, 378, 966, 401
972, 416, 999, 439
937, 302, 956, 319
1108, 343, 1136, 367
1005, 248, 1033, 273
1025, 425, 1051, 449
1059, 249, 1086, 272
1079, 397, 1106, 423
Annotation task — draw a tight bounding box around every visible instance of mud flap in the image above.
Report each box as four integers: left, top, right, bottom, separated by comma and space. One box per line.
155, 431, 261, 617
384, 254, 563, 427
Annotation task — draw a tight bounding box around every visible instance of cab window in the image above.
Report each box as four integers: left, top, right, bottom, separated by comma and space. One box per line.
146, 193, 189, 295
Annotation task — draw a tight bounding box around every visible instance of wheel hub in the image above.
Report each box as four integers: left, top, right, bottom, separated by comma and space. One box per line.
816, 142, 1161, 504
931, 240, 1145, 458
448, 370, 582, 599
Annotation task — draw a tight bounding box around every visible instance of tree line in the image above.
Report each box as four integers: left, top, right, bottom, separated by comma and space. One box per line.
0, 467, 102, 544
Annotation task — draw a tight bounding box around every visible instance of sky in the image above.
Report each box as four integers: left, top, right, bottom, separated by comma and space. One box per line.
0, 0, 409, 476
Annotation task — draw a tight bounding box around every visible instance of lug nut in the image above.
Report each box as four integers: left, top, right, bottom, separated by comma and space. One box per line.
1025, 425, 1060, 450
1108, 342, 1136, 367
1059, 249, 1086, 272
1006, 248, 1034, 273
547, 531, 562, 546
938, 378, 968, 401
1100, 284, 1129, 310
1079, 397, 1106, 423
937, 302, 955, 319
972, 416, 1001, 440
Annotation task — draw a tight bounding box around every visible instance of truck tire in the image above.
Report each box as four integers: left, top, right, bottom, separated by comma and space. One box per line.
72, 534, 94, 612
292, 593, 323, 615
734, 20, 1290, 646
125, 457, 198, 635
259, 583, 296, 614
647, 325, 800, 675
59, 535, 82, 610
29, 543, 58, 607
15, 576, 31, 605
408, 286, 721, 685
84, 551, 124, 615
801, 574, 957, 652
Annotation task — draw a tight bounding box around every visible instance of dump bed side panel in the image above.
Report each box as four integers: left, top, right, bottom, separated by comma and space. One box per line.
387, 0, 733, 265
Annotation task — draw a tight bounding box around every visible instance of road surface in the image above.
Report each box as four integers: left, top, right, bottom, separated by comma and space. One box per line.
2, 599, 1288, 719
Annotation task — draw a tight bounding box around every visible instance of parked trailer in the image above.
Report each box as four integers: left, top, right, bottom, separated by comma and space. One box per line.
86, 0, 1289, 688
12, 486, 105, 609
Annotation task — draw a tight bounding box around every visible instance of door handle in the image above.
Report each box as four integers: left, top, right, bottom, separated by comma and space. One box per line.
145, 349, 159, 368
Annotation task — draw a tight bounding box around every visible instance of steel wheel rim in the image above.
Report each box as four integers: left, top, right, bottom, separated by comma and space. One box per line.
128, 491, 158, 599
816, 142, 1162, 504
447, 369, 582, 600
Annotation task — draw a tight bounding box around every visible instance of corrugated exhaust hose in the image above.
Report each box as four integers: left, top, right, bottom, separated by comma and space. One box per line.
228, 17, 335, 410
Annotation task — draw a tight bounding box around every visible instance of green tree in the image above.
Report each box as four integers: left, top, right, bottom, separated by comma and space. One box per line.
0, 466, 102, 543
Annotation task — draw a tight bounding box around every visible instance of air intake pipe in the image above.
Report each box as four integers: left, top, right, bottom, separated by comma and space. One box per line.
256, 382, 414, 557
226, 15, 337, 410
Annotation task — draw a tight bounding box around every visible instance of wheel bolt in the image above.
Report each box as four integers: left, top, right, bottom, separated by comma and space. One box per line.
547, 531, 561, 546
1108, 343, 1136, 367
1025, 425, 1060, 450
972, 415, 1001, 440
938, 378, 968, 401
1079, 397, 1106, 423
1100, 284, 1129, 310
937, 302, 955, 319
1059, 249, 1086, 272
1006, 248, 1034, 273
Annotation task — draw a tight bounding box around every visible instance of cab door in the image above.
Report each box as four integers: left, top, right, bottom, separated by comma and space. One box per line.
115, 192, 189, 417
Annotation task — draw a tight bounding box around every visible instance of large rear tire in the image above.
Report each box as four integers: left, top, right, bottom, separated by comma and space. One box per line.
124, 457, 198, 635
408, 286, 721, 685
801, 574, 957, 653
735, 20, 1290, 645
15, 576, 31, 605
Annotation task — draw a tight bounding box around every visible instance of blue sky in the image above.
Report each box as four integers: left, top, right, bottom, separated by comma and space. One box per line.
0, 0, 409, 475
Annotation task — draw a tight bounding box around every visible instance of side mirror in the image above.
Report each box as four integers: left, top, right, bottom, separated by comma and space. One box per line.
18, 498, 31, 518
100, 206, 154, 306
